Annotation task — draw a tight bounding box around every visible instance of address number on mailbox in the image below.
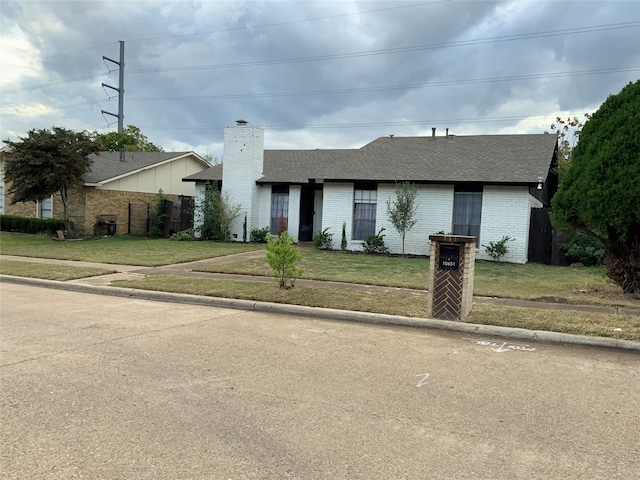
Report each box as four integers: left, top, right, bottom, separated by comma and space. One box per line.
439, 244, 460, 270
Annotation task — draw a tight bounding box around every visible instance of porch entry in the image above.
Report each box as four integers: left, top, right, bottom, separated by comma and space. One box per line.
298, 184, 323, 241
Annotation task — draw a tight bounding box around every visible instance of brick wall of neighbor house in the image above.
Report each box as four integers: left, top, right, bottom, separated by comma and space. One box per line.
377, 184, 455, 256
221, 124, 265, 241
2, 194, 38, 217
84, 189, 179, 235
51, 188, 87, 231
478, 186, 533, 264
322, 182, 356, 250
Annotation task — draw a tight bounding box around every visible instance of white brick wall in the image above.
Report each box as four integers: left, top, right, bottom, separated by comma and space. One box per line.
477, 186, 534, 263
376, 184, 454, 256
221, 125, 264, 241
288, 185, 301, 242
318, 182, 533, 262
193, 183, 206, 238
321, 183, 355, 250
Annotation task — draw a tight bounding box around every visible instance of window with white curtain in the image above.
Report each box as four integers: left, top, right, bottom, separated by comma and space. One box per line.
353, 184, 377, 240
452, 185, 482, 245
270, 185, 289, 234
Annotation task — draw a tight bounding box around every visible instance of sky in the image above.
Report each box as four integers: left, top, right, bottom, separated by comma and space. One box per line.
1, 0, 639, 160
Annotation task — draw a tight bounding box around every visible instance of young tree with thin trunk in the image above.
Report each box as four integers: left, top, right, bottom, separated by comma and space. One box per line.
3, 127, 99, 235
386, 182, 418, 255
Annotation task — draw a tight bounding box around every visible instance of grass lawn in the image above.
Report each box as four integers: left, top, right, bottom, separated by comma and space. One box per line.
199, 246, 637, 308
113, 276, 640, 341
0, 260, 116, 281
0, 233, 263, 266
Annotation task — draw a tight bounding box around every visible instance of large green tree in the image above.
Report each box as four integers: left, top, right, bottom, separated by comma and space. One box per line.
3, 127, 100, 234
551, 80, 640, 294
94, 125, 163, 152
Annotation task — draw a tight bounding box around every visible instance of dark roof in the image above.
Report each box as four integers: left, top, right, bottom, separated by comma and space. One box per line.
182, 134, 558, 185
85, 151, 205, 184
182, 163, 223, 182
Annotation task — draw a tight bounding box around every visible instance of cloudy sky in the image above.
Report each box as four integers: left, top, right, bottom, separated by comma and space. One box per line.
1, 0, 639, 159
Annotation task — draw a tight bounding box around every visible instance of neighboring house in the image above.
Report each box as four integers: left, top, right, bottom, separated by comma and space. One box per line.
183, 121, 559, 263
1, 147, 210, 235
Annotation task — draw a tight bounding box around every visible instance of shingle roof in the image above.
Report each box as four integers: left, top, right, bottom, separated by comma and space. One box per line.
85, 151, 204, 184
182, 163, 223, 182
182, 134, 558, 185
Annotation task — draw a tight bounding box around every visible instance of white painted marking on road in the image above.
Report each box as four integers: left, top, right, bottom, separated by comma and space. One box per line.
463, 338, 536, 353
416, 373, 430, 387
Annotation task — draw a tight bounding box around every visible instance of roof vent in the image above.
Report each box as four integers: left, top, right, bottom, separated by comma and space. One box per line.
432, 127, 436, 138
236, 119, 248, 126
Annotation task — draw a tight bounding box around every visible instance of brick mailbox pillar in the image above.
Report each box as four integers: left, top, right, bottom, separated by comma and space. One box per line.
427, 235, 476, 321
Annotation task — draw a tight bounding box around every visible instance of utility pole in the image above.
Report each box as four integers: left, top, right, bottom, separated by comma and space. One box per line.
101, 40, 125, 161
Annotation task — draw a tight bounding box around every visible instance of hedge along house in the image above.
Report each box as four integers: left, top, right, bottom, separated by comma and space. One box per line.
183, 121, 558, 263
0, 146, 210, 235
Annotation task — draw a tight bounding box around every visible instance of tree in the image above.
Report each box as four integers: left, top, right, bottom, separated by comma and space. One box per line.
94, 125, 163, 152
386, 182, 418, 255
551, 80, 640, 294
547, 114, 591, 178
266, 231, 303, 289
3, 126, 100, 234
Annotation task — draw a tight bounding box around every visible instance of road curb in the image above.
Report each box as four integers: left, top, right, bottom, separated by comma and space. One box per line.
2, 274, 639, 352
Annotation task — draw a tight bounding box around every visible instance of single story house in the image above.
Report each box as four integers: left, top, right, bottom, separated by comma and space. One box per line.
183, 121, 559, 263
1, 147, 210, 235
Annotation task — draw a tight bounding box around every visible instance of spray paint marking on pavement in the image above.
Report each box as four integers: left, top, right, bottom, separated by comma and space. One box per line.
463, 338, 536, 353
416, 373, 430, 387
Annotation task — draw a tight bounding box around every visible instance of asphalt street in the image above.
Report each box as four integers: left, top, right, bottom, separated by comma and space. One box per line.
1, 283, 639, 479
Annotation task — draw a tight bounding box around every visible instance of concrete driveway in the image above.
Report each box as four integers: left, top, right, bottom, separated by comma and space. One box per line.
1, 283, 639, 479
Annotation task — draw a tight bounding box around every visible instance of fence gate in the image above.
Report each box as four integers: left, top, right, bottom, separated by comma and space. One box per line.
128, 203, 149, 236
164, 196, 194, 237
528, 207, 568, 265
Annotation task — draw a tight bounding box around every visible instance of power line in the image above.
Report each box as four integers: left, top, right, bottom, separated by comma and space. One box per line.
4, 21, 638, 96
126, 67, 640, 102
4, 65, 636, 116
127, 22, 640, 74
126, 1, 448, 43
133, 114, 588, 131
38, 2, 443, 60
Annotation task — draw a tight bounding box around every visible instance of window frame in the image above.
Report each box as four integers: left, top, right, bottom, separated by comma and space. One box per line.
352, 183, 377, 241
270, 185, 289, 234
452, 185, 482, 246
39, 196, 53, 219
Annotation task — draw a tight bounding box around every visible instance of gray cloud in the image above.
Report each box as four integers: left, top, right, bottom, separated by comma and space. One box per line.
1, 0, 638, 159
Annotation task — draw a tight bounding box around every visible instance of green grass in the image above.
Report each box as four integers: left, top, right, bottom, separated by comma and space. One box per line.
0, 260, 116, 281
0, 233, 264, 266
114, 276, 640, 341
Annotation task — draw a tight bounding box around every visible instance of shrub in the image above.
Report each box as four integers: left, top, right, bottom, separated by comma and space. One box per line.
198, 182, 241, 241
363, 228, 389, 255
169, 228, 195, 241
148, 189, 167, 238
483, 235, 514, 261
243, 213, 247, 242
266, 231, 303, 289
251, 226, 270, 243
341, 222, 347, 251
313, 227, 333, 250
561, 231, 605, 266
0, 215, 70, 235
